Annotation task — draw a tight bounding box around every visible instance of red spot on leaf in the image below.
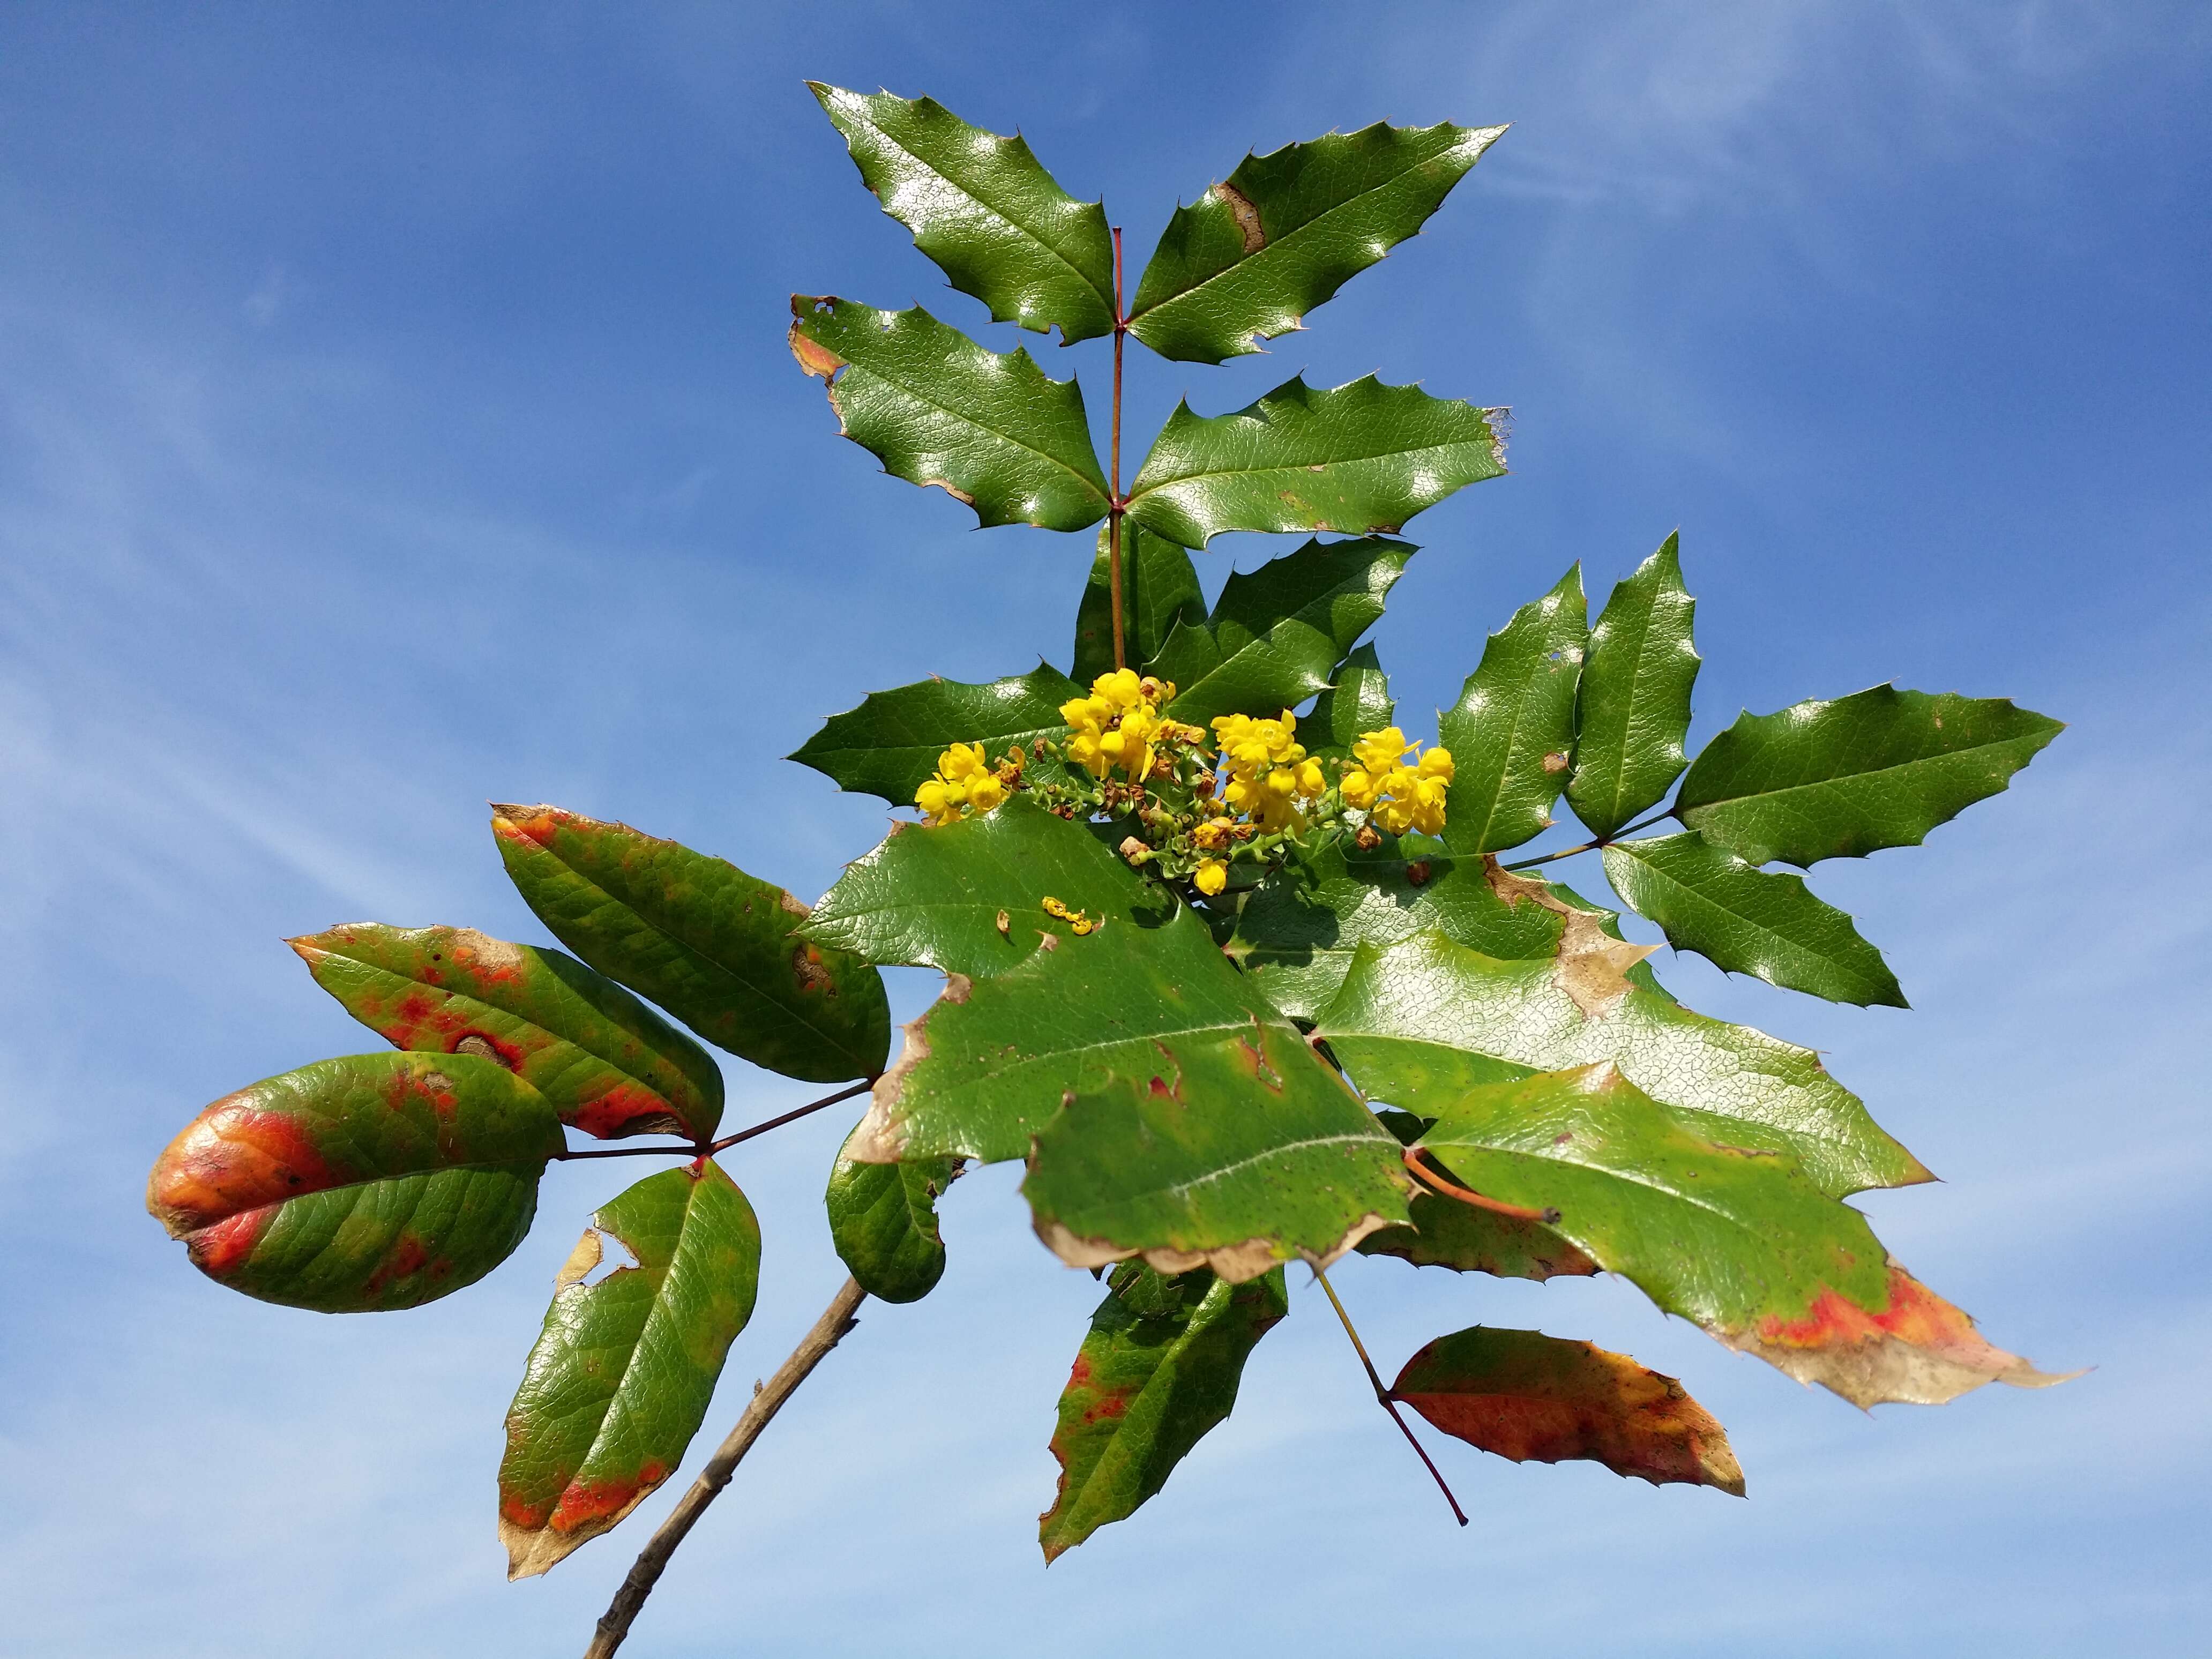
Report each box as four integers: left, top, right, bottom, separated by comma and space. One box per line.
549, 1460, 669, 1533
1757, 1265, 2006, 1370
363, 1233, 431, 1299
184, 1207, 270, 1276
1067, 1357, 1092, 1387
1080, 1394, 1129, 1425
570, 1083, 684, 1140
148, 1102, 342, 1234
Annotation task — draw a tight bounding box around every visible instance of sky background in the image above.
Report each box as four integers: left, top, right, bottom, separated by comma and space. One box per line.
3, 2, 2208, 1654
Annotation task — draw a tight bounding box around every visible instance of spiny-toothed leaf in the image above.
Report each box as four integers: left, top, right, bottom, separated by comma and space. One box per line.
809, 83, 1115, 344
1355, 1108, 1596, 1282
1038, 1264, 1288, 1561
789, 297, 1108, 531
1022, 1029, 1411, 1282
803, 797, 1162, 982
1311, 913, 1929, 1197
1148, 536, 1412, 725
498, 1161, 761, 1579
1439, 563, 1587, 855
1675, 685, 2064, 868
289, 924, 723, 1141
1126, 119, 1507, 363
1407, 1066, 2066, 1408
1126, 376, 1506, 549
146, 1052, 561, 1313
789, 663, 1081, 806
491, 806, 890, 1084
1228, 835, 1566, 1020
1391, 1325, 1744, 1494
1072, 521, 1206, 684
1603, 833, 1906, 1007
826, 1120, 958, 1304
1567, 533, 1700, 838
1305, 642, 1395, 760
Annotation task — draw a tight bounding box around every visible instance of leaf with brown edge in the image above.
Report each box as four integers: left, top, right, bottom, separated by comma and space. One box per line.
290, 923, 723, 1141
1391, 1325, 1744, 1494
146, 1052, 562, 1313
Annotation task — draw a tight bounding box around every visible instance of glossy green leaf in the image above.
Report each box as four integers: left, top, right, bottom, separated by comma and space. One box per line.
491, 805, 890, 1084
1355, 1108, 1596, 1281
1038, 1264, 1288, 1561
1126, 119, 1506, 363
1072, 521, 1206, 685
1391, 1325, 1743, 1494
498, 1161, 761, 1578
1439, 563, 1587, 854
1567, 533, 1700, 838
1676, 685, 2064, 868
1603, 833, 1905, 1007
1126, 376, 1506, 549
1312, 926, 1927, 1196
1148, 537, 1411, 725
809, 83, 1115, 343
803, 797, 1161, 982
290, 923, 723, 1141
1304, 642, 1395, 759
146, 1052, 561, 1313
789, 662, 1081, 806
1407, 1066, 2062, 1407
789, 296, 1108, 531
826, 1123, 958, 1304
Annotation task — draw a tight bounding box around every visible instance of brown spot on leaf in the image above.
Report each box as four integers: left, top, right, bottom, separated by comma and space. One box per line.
790, 942, 836, 995
1482, 857, 1657, 1016
846, 973, 973, 1164
1214, 180, 1266, 253
1542, 751, 1571, 773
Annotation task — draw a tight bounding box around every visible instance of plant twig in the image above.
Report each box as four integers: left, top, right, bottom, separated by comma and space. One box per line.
582, 1276, 870, 1658
1499, 805, 1677, 871
1401, 1146, 1559, 1223
1108, 223, 1127, 671
1311, 1264, 1467, 1527
549, 1080, 872, 1162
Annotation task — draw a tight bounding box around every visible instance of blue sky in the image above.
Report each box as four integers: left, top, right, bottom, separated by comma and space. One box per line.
4, 2, 2208, 1653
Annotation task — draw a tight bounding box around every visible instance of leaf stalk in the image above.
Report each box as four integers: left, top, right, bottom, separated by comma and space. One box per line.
1312, 1264, 1467, 1527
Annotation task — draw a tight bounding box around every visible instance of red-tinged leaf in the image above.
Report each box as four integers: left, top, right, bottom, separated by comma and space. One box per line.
1392, 1325, 1745, 1494
146, 1052, 562, 1312
290, 923, 724, 1141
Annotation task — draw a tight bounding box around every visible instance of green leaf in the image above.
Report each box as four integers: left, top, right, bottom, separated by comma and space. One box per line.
1126, 377, 1506, 549
789, 662, 1081, 807
1072, 521, 1206, 685
1391, 1325, 1744, 1494
1567, 533, 1700, 838
1038, 1264, 1288, 1561
803, 797, 1160, 982
1228, 835, 1566, 1021
789, 296, 1108, 532
1406, 1066, 2063, 1407
826, 1124, 958, 1304
1148, 536, 1412, 725
1603, 833, 1906, 1007
1439, 563, 1587, 854
1126, 120, 1507, 363
809, 83, 1116, 345
491, 805, 890, 1084
498, 1161, 761, 1578
289, 923, 723, 1141
1312, 925, 1929, 1197
1675, 685, 2064, 868
1355, 1108, 1596, 1281
146, 1052, 561, 1313
1304, 642, 1395, 759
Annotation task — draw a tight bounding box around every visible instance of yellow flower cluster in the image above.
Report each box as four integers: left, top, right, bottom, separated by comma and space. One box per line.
1210, 711, 1326, 832
915, 742, 1006, 826
1341, 727, 1454, 835
1060, 669, 1182, 782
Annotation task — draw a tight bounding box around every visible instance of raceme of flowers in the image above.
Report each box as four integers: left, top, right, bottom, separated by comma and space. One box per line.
914, 741, 1012, 826
1341, 726, 1455, 835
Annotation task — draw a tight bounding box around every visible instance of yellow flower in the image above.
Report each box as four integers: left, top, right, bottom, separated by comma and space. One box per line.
1194, 859, 1228, 896
916, 741, 1006, 825
1208, 708, 1326, 834
1062, 670, 1171, 782
1349, 728, 1451, 836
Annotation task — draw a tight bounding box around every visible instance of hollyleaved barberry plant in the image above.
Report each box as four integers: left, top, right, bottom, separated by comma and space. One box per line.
146, 84, 2073, 1654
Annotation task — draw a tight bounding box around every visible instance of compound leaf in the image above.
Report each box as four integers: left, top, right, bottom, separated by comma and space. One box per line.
290, 923, 723, 1141
1304, 642, 1395, 760
1676, 685, 2064, 868
1391, 1325, 1744, 1494
1126, 119, 1506, 363
1567, 533, 1700, 838
146, 1052, 561, 1312
498, 1161, 761, 1578
810, 83, 1116, 344
491, 805, 890, 1084
1603, 833, 1905, 1007
1439, 563, 1587, 854
1126, 376, 1506, 549
789, 296, 1108, 531
825, 1126, 958, 1304
1072, 521, 1207, 685
790, 662, 1081, 806
1038, 1264, 1288, 1561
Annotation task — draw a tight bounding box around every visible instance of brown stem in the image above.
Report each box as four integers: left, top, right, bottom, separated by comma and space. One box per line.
1311, 1264, 1467, 1527
1108, 224, 1127, 672
582, 1276, 870, 1658
549, 1080, 872, 1163
1401, 1146, 1559, 1224
1499, 806, 1677, 872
